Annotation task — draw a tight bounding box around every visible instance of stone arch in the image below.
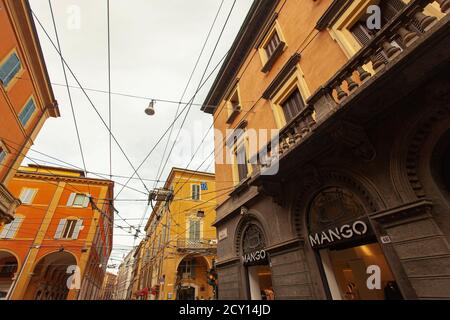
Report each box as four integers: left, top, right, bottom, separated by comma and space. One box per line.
234, 211, 270, 256
291, 168, 384, 238
0, 250, 20, 299
390, 87, 450, 202
24, 250, 78, 300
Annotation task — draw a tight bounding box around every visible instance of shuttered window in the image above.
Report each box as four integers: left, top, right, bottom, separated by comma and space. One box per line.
18, 98, 36, 127
66, 193, 90, 207
0, 216, 24, 239
0, 52, 21, 87
264, 31, 281, 59
236, 145, 248, 182
19, 188, 37, 204
0, 146, 6, 164
189, 219, 201, 242
281, 89, 305, 123
191, 184, 200, 200
55, 219, 83, 239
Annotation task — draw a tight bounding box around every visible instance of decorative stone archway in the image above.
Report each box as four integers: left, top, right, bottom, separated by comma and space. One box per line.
0, 250, 19, 300
23, 251, 78, 300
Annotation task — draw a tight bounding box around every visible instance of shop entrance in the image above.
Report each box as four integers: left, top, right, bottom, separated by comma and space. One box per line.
178, 286, 196, 300
241, 223, 275, 300
247, 265, 274, 300
320, 242, 401, 300
307, 188, 402, 300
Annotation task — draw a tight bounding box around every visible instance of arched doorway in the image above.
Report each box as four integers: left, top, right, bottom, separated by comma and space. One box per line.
24, 251, 77, 300
307, 187, 401, 300
240, 223, 274, 300
175, 255, 211, 300
431, 129, 450, 199
0, 251, 18, 300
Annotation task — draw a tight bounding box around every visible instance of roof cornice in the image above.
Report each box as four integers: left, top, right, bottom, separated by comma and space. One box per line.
201, 0, 280, 114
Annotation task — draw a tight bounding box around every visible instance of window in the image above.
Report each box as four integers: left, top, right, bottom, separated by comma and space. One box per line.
0, 51, 21, 87
270, 69, 310, 128
281, 89, 305, 123
264, 31, 281, 59
236, 145, 249, 182
18, 98, 36, 127
191, 184, 200, 201
0, 216, 24, 239
19, 188, 37, 205
179, 260, 193, 278
54, 219, 83, 239
258, 21, 286, 73
226, 87, 242, 124
66, 193, 90, 208
0, 144, 7, 164
189, 219, 201, 243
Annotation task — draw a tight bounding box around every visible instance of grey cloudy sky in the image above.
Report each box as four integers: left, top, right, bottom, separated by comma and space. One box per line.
27, 0, 253, 270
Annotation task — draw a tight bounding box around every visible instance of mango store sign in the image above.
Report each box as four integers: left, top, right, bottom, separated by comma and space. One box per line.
309, 220, 369, 248
242, 250, 267, 265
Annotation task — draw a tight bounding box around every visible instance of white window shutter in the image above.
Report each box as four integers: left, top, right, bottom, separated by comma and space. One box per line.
72, 219, 83, 239
5, 217, 23, 239
83, 194, 91, 208
0, 224, 10, 239
54, 219, 67, 239
67, 193, 76, 206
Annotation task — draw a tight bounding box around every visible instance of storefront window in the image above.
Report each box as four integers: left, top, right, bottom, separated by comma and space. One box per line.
308, 187, 403, 300
320, 243, 401, 300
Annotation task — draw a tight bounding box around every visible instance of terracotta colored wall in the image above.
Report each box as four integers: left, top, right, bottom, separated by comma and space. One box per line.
0, 169, 113, 299
212, 0, 349, 205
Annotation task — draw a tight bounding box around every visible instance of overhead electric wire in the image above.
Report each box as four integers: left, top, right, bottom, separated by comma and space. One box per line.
32, 10, 150, 195
153, 0, 226, 189
107, 0, 112, 181
48, 0, 89, 180
112, 48, 229, 200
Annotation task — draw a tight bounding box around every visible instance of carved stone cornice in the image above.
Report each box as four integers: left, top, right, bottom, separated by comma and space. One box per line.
369, 199, 433, 224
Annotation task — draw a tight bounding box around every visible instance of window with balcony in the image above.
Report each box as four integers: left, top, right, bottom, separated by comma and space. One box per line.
258, 21, 287, 73
188, 218, 201, 243
328, 0, 444, 60
269, 70, 310, 129
236, 145, 248, 182
281, 89, 306, 124
0, 51, 22, 88
18, 97, 36, 127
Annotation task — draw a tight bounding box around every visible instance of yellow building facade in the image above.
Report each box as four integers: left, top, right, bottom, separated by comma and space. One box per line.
134, 168, 217, 300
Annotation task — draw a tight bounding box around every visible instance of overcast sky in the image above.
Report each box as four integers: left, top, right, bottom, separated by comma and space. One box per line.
27, 0, 253, 271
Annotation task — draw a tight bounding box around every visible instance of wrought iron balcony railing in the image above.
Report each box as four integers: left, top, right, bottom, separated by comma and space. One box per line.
176, 238, 218, 250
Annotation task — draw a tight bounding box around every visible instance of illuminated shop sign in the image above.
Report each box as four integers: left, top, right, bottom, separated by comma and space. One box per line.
242, 250, 267, 265
309, 220, 369, 248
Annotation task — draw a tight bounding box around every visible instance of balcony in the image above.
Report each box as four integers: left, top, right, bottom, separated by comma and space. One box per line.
176, 238, 218, 253
250, 0, 450, 182
0, 183, 20, 225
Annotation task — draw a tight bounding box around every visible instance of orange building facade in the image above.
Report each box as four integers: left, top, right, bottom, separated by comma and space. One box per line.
0, 0, 60, 225
0, 165, 114, 300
